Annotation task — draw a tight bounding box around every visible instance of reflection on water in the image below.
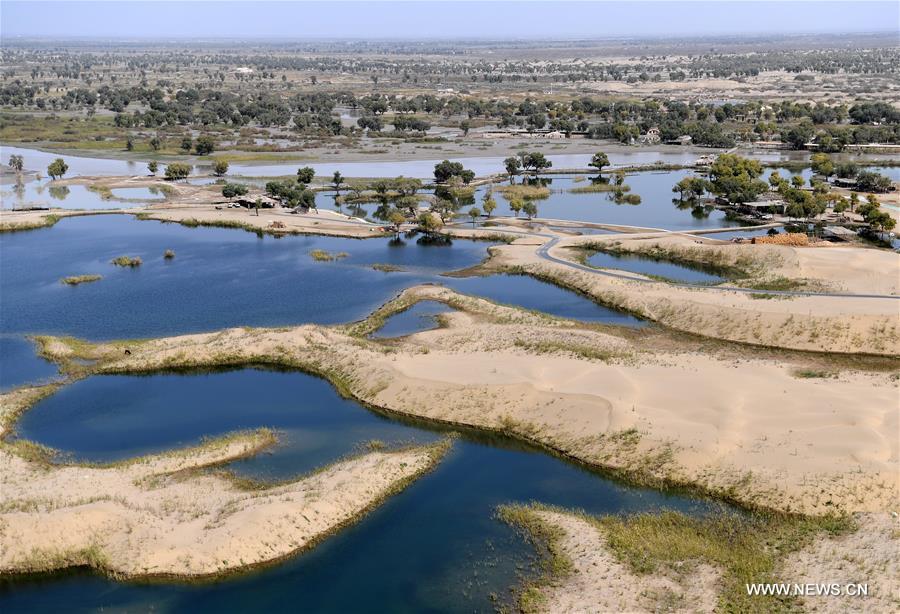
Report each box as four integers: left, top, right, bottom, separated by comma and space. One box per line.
587, 250, 725, 284
0, 182, 145, 210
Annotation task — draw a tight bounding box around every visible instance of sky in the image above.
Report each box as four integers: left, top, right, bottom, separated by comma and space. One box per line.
1, 1, 898, 39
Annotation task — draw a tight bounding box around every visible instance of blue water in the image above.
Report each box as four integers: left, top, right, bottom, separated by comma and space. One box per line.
587, 251, 725, 284
0, 215, 640, 386
15, 370, 440, 476
3, 368, 723, 612
473, 172, 741, 230
109, 187, 167, 201
447, 274, 644, 326
0, 215, 494, 340
371, 301, 451, 338
0, 336, 57, 391
0, 182, 143, 210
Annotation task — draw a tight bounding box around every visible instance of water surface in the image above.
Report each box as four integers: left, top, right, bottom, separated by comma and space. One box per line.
0, 336, 57, 391
371, 301, 451, 338
587, 251, 725, 284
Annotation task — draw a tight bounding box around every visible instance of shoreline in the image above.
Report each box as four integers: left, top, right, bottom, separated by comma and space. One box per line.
0, 380, 452, 580
28, 284, 900, 516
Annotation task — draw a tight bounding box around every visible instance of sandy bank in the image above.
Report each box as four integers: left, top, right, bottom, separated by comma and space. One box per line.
0, 385, 449, 579
486, 232, 900, 355
33, 284, 900, 515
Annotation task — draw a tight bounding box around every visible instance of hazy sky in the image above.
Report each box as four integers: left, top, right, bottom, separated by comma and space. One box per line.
1, 1, 898, 39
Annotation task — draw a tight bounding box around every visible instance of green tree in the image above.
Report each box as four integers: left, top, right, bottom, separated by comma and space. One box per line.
482, 190, 497, 218
707, 154, 767, 204
388, 209, 406, 233
164, 162, 192, 181
522, 201, 538, 219
296, 166, 315, 184
8, 154, 24, 173
417, 212, 443, 234
504, 156, 521, 179
125, 137, 134, 151
147, 160, 158, 175
589, 152, 609, 173
194, 135, 215, 155
468, 206, 481, 226
523, 152, 551, 172
222, 183, 249, 199
180, 136, 193, 152
791, 175, 805, 189
810, 153, 834, 179
47, 158, 68, 180
508, 197, 524, 217
433, 159, 464, 183
459, 119, 471, 136
213, 159, 229, 177
149, 136, 161, 151
332, 171, 343, 192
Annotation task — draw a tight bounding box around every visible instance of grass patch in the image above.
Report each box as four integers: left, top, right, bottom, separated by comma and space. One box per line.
737, 277, 806, 292
164, 249, 176, 260
595, 509, 853, 613
514, 338, 622, 363
499, 503, 855, 614
60, 274, 102, 286
792, 369, 834, 379
110, 256, 142, 267
496, 504, 574, 613
497, 184, 551, 200
0, 214, 61, 233
309, 249, 349, 262
569, 182, 625, 194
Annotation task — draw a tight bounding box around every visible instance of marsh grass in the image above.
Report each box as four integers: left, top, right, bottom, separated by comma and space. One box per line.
61, 274, 102, 286
497, 184, 551, 200
569, 182, 627, 194
309, 249, 349, 262
498, 503, 855, 614
110, 255, 142, 267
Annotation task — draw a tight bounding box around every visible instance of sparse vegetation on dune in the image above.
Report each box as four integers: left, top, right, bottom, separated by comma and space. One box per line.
498, 503, 856, 614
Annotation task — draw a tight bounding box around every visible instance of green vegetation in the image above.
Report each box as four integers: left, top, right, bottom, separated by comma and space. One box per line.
163, 249, 175, 260
110, 255, 142, 267
496, 505, 574, 613
60, 274, 102, 286
164, 162, 192, 181
47, 158, 68, 180
497, 183, 550, 200
514, 338, 622, 363
309, 249, 348, 262
499, 503, 855, 614
708, 154, 768, 204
